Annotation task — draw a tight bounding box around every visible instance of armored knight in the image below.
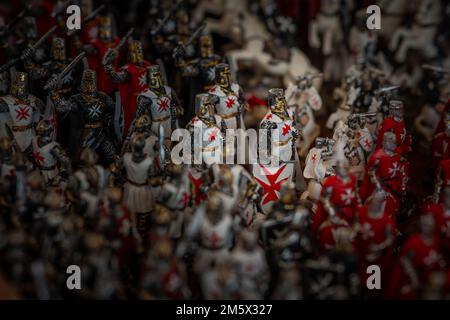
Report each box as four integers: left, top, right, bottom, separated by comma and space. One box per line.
53, 69, 118, 165
114, 134, 160, 239
31, 120, 71, 186
24, 37, 75, 88
154, 163, 190, 239
187, 93, 225, 167
174, 34, 221, 122
431, 116, 450, 170
259, 182, 299, 252
375, 100, 411, 156
32, 37, 82, 146
230, 229, 269, 299
360, 131, 408, 217
132, 65, 183, 147
0, 72, 45, 153
252, 88, 304, 214
355, 188, 397, 295
103, 40, 152, 136
17, 16, 47, 65
185, 190, 234, 273
316, 188, 354, 251
209, 63, 246, 130
312, 151, 359, 238
122, 115, 161, 167
302, 137, 335, 202
85, 15, 121, 96
387, 211, 444, 299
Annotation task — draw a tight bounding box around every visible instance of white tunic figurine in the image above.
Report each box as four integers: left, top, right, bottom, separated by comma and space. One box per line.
0, 72, 46, 153
187, 93, 225, 167
121, 134, 158, 238
32, 120, 71, 186
209, 63, 246, 130
252, 88, 305, 214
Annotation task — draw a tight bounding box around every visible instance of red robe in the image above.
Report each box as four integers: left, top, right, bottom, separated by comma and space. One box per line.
318, 218, 351, 250
431, 132, 450, 170
354, 206, 397, 290
118, 61, 152, 135
312, 174, 359, 236
387, 234, 442, 299
427, 203, 450, 262
376, 117, 411, 156
87, 37, 121, 96
360, 148, 407, 216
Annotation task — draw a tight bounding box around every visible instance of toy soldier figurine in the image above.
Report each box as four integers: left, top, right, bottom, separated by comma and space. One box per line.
187, 93, 225, 167
174, 34, 221, 123
185, 190, 233, 273
54, 69, 118, 165
24, 37, 75, 88
360, 132, 408, 217
200, 255, 241, 299
253, 88, 305, 214
209, 63, 246, 130
115, 134, 160, 239
69, 148, 106, 222
0, 72, 45, 153
209, 164, 239, 215
31, 120, 71, 186
85, 15, 121, 96
302, 137, 335, 202
132, 65, 183, 148
375, 100, 411, 156
431, 116, 450, 170
122, 115, 160, 166
103, 40, 152, 136
259, 182, 297, 248
312, 150, 359, 238
230, 230, 269, 299
316, 188, 353, 251
428, 186, 450, 263
17, 16, 47, 64
354, 188, 397, 296
99, 187, 136, 268
154, 163, 190, 239
387, 211, 444, 299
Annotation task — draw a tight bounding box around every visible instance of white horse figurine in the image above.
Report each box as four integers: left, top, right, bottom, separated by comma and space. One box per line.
377, 0, 410, 41
389, 0, 443, 63
223, 6, 319, 88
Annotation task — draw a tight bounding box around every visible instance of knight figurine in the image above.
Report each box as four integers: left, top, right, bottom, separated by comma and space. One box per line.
103, 39, 152, 136
53, 69, 118, 165
0, 72, 45, 154
31, 119, 71, 186
132, 65, 183, 148
209, 63, 246, 130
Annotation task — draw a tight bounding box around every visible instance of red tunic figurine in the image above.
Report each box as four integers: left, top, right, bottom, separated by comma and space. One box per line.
361, 131, 407, 216
86, 15, 120, 96
313, 158, 359, 237
103, 40, 152, 136
376, 100, 411, 156
387, 212, 444, 299
355, 189, 397, 292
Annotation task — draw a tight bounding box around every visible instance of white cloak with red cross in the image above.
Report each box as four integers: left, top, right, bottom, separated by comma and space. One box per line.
209, 83, 245, 129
